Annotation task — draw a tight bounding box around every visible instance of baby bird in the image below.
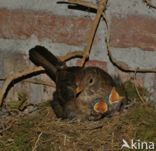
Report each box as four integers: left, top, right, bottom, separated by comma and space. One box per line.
92, 87, 124, 119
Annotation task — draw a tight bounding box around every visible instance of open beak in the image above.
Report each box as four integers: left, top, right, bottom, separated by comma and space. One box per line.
75, 86, 83, 95
109, 87, 124, 104
93, 100, 108, 113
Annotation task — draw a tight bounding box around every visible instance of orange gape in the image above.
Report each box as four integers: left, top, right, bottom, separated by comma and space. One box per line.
94, 99, 108, 113
109, 87, 124, 104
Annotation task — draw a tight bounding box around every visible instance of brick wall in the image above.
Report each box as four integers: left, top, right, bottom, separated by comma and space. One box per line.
0, 0, 156, 103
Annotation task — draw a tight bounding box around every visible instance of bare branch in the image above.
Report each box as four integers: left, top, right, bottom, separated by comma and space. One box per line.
103, 13, 156, 73
67, 0, 97, 9
80, 0, 108, 66
0, 50, 84, 106
0, 77, 55, 87
32, 132, 42, 151
144, 0, 156, 9
0, 66, 44, 106
59, 50, 83, 61
133, 77, 146, 103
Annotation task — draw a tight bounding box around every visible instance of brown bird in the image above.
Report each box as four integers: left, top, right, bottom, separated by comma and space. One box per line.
29, 45, 124, 121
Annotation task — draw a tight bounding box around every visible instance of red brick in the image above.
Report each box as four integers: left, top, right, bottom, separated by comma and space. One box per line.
76, 59, 107, 71
0, 9, 92, 45
110, 16, 156, 51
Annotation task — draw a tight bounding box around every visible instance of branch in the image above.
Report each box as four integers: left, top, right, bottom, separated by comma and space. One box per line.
32, 132, 42, 151
0, 50, 83, 107
0, 66, 44, 106
67, 0, 97, 9
80, 0, 108, 66
0, 78, 55, 87
103, 13, 156, 73
133, 71, 146, 103
59, 50, 83, 61
0, 118, 15, 134
144, 0, 156, 9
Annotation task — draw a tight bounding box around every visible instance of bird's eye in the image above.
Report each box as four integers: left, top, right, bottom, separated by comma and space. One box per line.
89, 78, 93, 84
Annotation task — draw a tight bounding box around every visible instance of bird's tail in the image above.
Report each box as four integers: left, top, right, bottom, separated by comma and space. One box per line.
29, 45, 66, 81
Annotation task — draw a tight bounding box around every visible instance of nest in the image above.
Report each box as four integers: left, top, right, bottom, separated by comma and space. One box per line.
0, 99, 156, 151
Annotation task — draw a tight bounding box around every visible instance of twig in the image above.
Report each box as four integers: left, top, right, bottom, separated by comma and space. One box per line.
103, 13, 156, 73
0, 119, 15, 134
0, 78, 55, 87
81, 124, 103, 130
32, 132, 42, 151
111, 132, 114, 150
80, 0, 108, 66
24, 79, 55, 87
133, 71, 146, 103
144, 0, 156, 9
68, 0, 97, 9
0, 50, 83, 107
59, 50, 83, 61
0, 66, 44, 107
63, 135, 67, 146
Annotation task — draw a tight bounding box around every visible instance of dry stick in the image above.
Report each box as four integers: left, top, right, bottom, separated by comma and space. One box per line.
103, 13, 156, 73
0, 78, 55, 87
59, 50, 83, 62
0, 51, 83, 107
0, 66, 44, 106
133, 70, 146, 103
24, 79, 55, 87
68, 0, 97, 9
0, 119, 15, 134
32, 132, 42, 151
81, 124, 103, 130
80, 0, 108, 67
144, 0, 156, 9
111, 132, 114, 150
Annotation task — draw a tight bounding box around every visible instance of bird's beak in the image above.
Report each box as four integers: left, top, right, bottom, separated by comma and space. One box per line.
75, 86, 83, 95
109, 87, 124, 104
94, 100, 108, 113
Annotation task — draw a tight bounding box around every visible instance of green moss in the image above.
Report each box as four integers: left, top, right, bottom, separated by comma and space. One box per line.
7, 92, 28, 110
124, 103, 156, 142
123, 80, 148, 103
14, 134, 32, 151
7, 99, 21, 109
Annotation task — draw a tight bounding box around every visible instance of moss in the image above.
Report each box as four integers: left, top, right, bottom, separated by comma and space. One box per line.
7, 92, 28, 110
14, 134, 32, 151
123, 80, 148, 103
132, 105, 156, 141
7, 99, 21, 110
